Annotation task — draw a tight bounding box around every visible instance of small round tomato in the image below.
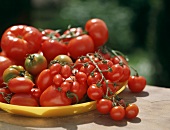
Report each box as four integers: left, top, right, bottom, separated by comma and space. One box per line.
60, 81, 72, 92
60, 64, 72, 79
53, 55, 73, 64
49, 62, 62, 76
75, 71, 87, 83
79, 64, 95, 76
41, 29, 60, 42
110, 106, 125, 121
0, 56, 14, 86
67, 34, 94, 59
53, 74, 64, 87
128, 75, 146, 93
96, 99, 113, 114
8, 77, 35, 93
85, 18, 108, 48
101, 80, 117, 95
87, 72, 102, 86
106, 64, 123, 82
119, 64, 131, 82
87, 84, 104, 101
25, 53, 48, 76
125, 104, 139, 119
10, 93, 39, 106
110, 56, 128, 65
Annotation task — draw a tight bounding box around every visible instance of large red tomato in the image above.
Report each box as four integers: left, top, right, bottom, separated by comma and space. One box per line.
67, 34, 94, 59
85, 18, 108, 48
1, 25, 42, 63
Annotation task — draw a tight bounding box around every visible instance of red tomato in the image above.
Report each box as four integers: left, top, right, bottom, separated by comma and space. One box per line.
36, 69, 53, 92
119, 64, 131, 82
60, 81, 72, 92
8, 77, 35, 93
87, 84, 104, 101
110, 56, 128, 65
41, 29, 60, 42
53, 74, 64, 87
74, 57, 90, 69
40, 85, 72, 106
70, 81, 80, 93
41, 39, 68, 62
1, 25, 42, 63
87, 72, 102, 86
49, 63, 62, 76
30, 88, 42, 100
60, 64, 72, 79
85, 18, 108, 48
0, 56, 14, 86
0, 88, 11, 103
79, 64, 95, 76
106, 64, 123, 82
110, 106, 125, 121
75, 71, 87, 83
96, 99, 113, 114
101, 80, 117, 96
125, 104, 139, 119
24, 53, 48, 76
67, 34, 94, 59
62, 27, 83, 43
128, 75, 146, 93
10, 93, 39, 106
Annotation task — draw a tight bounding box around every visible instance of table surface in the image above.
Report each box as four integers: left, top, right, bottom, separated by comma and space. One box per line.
0, 85, 170, 130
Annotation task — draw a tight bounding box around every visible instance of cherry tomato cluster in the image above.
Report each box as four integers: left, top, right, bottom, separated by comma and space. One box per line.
0, 18, 147, 121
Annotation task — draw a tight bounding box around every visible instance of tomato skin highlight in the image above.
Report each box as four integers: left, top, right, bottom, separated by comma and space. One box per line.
68, 34, 94, 59
8, 77, 34, 93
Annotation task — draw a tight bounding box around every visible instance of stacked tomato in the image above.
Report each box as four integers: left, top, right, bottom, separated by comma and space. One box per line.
0, 18, 146, 121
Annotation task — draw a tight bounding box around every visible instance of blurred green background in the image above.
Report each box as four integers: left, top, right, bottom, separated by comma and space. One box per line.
0, 0, 170, 88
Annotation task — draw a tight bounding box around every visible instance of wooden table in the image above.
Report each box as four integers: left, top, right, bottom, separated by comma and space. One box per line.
0, 85, 170, 130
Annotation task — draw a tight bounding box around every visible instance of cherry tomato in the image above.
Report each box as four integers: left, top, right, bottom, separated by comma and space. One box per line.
128, 75, 146, 93
41, 39, 68, 63
119, 64, 131, 82
40, 85, 72, 106
49, 62, 62, 76
101, 80, 117, 95
74, 57, 90, 69
60, 81, 72, 92
70, 81, 80, 93
110, 56, 128, 65
96, 99, 113, 114
110, 106, 125, 121
1, 25, 42, 63
87, 72, 102, 86
60, 64, 72, 79
10, 93, 39, 106
53, 74, 64, 87
8, 77, 35, 93
62, 27, 83, 43
30, 88, 42, 101
75, 71, 87, 83
79, 64, 95, 76
85, 18, 108, 48
125, 104, 139, 119
24, 53, 48, 76
106, 64, 123, 82
67, 34, 94, 59
41, 29, 60, 42
87, 84, 104, 101
0, 56, 14, 86
36, 69, 53, 92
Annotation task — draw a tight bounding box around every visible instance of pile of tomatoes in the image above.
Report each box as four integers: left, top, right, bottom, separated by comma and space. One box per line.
0, 18, 146, 121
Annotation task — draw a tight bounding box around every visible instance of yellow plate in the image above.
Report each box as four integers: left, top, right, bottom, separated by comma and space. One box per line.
0, 85, 126, 117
